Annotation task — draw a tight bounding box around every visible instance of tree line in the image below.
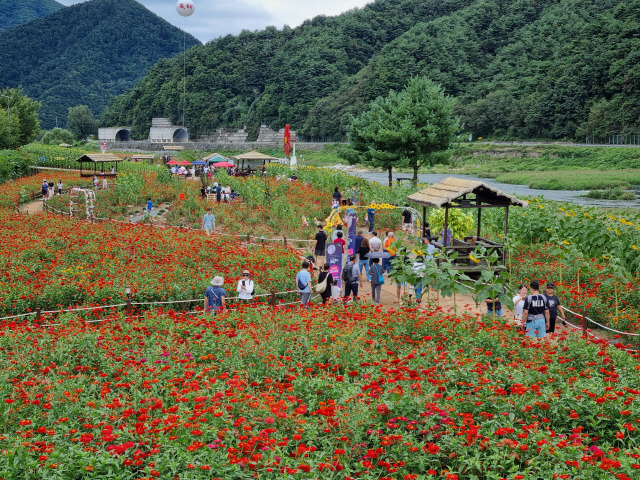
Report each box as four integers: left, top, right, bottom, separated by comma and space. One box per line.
101, 0, 640, 141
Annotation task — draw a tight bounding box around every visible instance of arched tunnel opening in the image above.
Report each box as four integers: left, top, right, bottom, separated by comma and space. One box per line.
173, 128, 189, 142
115, 129, 131, 141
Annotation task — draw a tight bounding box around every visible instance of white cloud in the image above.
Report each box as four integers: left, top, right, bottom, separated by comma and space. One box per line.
57, 0, 372, 42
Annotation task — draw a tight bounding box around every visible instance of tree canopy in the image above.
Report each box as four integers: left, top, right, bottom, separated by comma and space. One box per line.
0, 0, 63, 34
67, 105, 98, 141
346, 77, 458, 186
0, 87, 41, 149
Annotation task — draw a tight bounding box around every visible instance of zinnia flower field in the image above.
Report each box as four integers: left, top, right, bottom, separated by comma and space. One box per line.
1, 304, 639, 479
1, 158, 640, 479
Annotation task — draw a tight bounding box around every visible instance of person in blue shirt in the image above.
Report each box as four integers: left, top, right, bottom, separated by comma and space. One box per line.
296, 261, 312, 307
367, 207, 375, 232
204, 276, 226, 313
146, 198, 153, 214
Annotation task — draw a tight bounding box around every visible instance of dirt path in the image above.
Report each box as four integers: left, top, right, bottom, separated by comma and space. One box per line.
21, 198, 45, 214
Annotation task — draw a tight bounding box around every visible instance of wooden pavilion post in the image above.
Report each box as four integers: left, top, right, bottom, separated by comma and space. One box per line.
443, 206, 449, 246
422, 206, 427, 238
503, 206, 509, 265
476, 196, 482, 238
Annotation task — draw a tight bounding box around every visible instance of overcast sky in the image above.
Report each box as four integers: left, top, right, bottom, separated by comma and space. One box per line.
58, 0, 372, 43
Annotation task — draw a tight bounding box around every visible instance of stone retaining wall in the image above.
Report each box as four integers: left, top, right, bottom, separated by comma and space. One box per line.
106, 141, 339, 152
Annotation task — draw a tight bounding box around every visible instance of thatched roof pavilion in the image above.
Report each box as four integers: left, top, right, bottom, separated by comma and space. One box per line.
76, 153, 122, 177
407, 177, 528, 268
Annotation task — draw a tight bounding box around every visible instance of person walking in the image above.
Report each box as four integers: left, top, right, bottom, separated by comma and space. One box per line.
296, 261, 313, 308
202, 208, 216, 235
401, 205, 413, 233
369, 258, 384, 305
146, 198, 153, 215
204, 276, 226, 313
354, 230, 365, 254
57, 180, 63, 196
237, 270, 254, 301
316, 263, 333, 304
334, 231, 346, 253
383, 231, 396, 274
543, 282, 565, 333
332, 225, 344, 242
522, 281, 550, 339
313, 224, 327, 265
513, 284, 528, 328
342, 254, 360, 303
366, 206, 375, 232
369, 231, 382, 252
332, 187, 342, 206
357, 237, 371, 282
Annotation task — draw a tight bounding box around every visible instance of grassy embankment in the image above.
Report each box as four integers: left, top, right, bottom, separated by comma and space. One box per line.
295, 143, 640, 196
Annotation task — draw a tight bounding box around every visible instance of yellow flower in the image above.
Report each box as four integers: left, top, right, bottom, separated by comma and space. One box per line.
602, 254, 609, 259
562, 240, 571, 245
468, 253, 481, 264
633, 245, 639, 251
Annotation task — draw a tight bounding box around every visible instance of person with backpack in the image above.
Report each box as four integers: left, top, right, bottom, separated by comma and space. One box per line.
296, 261, 313, 307
369, 257, 384, 305
342, 254, 360, 303
204, 276, 226, 313
522, 281, 550, 339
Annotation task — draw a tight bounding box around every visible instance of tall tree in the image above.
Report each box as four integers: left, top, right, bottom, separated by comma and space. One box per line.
67, 105, 97, 140
346, 77, 458, 186
0, 87, 40, 149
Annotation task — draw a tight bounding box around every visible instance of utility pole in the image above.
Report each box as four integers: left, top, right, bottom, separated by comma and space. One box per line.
0, 94, 12, 136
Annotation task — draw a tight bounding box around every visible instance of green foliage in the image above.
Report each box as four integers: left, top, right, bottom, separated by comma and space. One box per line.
0, 87, 41, 149
40, 128, 74, 146
155, 165, 175, 186
114, 172, 145, 205
0, 0, 63, 34
0, 0, 200, 129
66, 105, 97, 140
428, 208, 474, 241
103, 0, 640, 141
346, 77, 459, 185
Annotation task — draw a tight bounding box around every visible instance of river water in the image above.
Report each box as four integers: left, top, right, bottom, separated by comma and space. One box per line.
345, 171, 640, 209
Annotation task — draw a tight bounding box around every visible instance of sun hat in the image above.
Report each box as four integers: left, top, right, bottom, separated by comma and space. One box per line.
211, 276, 224, 286
242, 270, 251, 275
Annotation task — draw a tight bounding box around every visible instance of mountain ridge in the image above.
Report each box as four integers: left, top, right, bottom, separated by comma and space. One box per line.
0, 0, 64, 34
0, 0, 200, 129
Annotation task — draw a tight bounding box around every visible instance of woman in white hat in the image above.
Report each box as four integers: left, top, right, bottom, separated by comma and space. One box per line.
237, 270, 255, 301
204, 276, 226, 313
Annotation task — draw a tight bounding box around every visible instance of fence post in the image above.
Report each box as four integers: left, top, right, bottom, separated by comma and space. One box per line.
581, 310, 586, 338
283, 236, 287, 246
247, 233, 250, 243
270, 289, 277, 307
126, 297, 132, 316
35, 307, 41, 323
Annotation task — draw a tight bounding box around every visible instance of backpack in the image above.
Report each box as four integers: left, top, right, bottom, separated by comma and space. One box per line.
297, 273, 307, 290
342, 263, 355, 284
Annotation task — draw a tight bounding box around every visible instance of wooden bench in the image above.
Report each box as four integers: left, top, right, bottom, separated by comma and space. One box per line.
206, 194, 217, 201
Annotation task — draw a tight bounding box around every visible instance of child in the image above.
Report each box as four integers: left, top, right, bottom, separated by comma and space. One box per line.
146, 198, 153, 214
331, 279, 341, 302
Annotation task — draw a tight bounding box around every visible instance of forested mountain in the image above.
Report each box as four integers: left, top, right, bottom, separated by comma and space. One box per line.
101, 0, 640, 141
0, 0, 63, 34
0, 0, 200, 129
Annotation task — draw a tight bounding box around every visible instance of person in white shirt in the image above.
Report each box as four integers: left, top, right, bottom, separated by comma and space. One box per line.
513, 284, 528, 326
237, 270, 254, 301
369, 231, 383, 252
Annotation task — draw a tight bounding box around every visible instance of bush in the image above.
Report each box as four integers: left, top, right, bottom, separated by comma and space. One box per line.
40, 128, 75, 145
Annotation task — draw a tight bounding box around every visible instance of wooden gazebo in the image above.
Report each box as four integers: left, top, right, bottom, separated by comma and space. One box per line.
76, 153, 122, 178
232, 150, 283, 172
407, 177, 528, 270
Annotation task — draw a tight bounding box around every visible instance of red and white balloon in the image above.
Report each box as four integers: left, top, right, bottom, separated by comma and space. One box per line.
176, 1, 195, 17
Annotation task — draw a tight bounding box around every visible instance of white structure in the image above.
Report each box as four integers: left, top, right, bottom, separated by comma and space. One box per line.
69, 188, 96, 221
149, 118, 188, 143
98, 127, 131, 142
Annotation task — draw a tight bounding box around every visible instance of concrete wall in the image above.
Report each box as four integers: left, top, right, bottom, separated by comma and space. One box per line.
106, 140, 336, 152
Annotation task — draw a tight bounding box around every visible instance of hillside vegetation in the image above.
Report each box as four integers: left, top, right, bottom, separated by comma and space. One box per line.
0, 0, 63, 34
0, 0, 200, 130
101, 0, 640, 141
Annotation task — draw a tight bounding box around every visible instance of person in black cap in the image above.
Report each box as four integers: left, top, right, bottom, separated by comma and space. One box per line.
543, 282, 565, 333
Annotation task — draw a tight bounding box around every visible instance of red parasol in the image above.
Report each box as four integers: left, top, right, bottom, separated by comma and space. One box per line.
212, 161, 234, 168
166, 160, 181, 165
